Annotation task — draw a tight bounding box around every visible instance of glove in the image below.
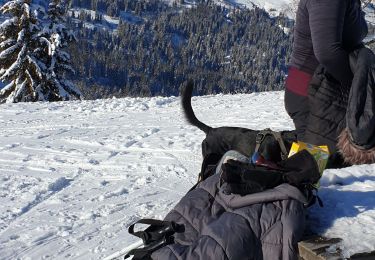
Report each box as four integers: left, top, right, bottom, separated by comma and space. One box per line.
278, 150, 321, 186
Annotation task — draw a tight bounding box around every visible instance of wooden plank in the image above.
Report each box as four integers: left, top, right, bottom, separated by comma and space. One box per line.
298, 236, 342, 260
350, 251, 375, 260
299, 236, 375, 260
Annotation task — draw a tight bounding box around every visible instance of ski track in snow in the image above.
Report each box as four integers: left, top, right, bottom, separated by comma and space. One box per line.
0, 92, 374, 259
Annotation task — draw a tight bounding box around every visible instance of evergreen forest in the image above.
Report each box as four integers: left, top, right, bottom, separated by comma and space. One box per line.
2, 0, 375, 100
67, 0, 294, 99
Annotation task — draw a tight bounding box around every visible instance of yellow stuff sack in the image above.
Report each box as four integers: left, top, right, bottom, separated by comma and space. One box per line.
288, 141, 330, 188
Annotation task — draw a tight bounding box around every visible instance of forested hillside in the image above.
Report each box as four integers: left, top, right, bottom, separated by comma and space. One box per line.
2, 0, 373, 99
67, 0, 293, 98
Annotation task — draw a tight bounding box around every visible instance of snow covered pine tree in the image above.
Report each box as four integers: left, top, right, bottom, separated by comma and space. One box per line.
40, 0, 82, 101
0, 0, 45, 103
0, 0, 81, 103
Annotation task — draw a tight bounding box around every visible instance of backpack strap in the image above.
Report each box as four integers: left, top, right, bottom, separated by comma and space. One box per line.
304, 186, 324, 208
189, 153, 223, 192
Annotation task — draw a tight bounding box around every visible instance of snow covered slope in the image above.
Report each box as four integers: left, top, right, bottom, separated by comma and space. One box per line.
229, 0, 375, 20
364, 2, 375, 25
0, 92, 374, 259
223, 0, 294, 16
166, 0, 292, 13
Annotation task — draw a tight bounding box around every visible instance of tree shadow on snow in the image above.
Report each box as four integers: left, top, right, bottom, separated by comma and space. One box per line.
306, 174, 375, 234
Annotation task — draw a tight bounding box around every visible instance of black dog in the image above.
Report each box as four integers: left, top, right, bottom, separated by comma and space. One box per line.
180, 81, 297, 164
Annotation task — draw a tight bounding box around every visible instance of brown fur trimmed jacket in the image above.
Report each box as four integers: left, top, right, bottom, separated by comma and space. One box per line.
338, 47, 375, 164
303, 46, 375, 166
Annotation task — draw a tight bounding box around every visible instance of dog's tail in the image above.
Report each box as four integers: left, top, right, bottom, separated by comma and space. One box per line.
181, 80, 212, 134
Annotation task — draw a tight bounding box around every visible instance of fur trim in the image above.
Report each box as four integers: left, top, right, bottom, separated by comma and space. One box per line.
337, 128, 375, 165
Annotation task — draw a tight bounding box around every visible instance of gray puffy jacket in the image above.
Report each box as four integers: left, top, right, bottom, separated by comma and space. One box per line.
152, 174, 308, 260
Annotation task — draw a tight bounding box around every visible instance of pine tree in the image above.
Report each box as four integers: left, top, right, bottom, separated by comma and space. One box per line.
39, 0, 82, 101
0, 0, 47, 103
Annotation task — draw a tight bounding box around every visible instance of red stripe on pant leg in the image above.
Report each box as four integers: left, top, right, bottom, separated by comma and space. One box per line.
285, 67, 313, 97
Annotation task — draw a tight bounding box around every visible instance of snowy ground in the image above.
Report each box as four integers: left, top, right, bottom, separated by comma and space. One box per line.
0, 92, 374, 259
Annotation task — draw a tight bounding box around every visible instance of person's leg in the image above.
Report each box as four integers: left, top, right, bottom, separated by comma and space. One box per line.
284, 88, 309, 141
